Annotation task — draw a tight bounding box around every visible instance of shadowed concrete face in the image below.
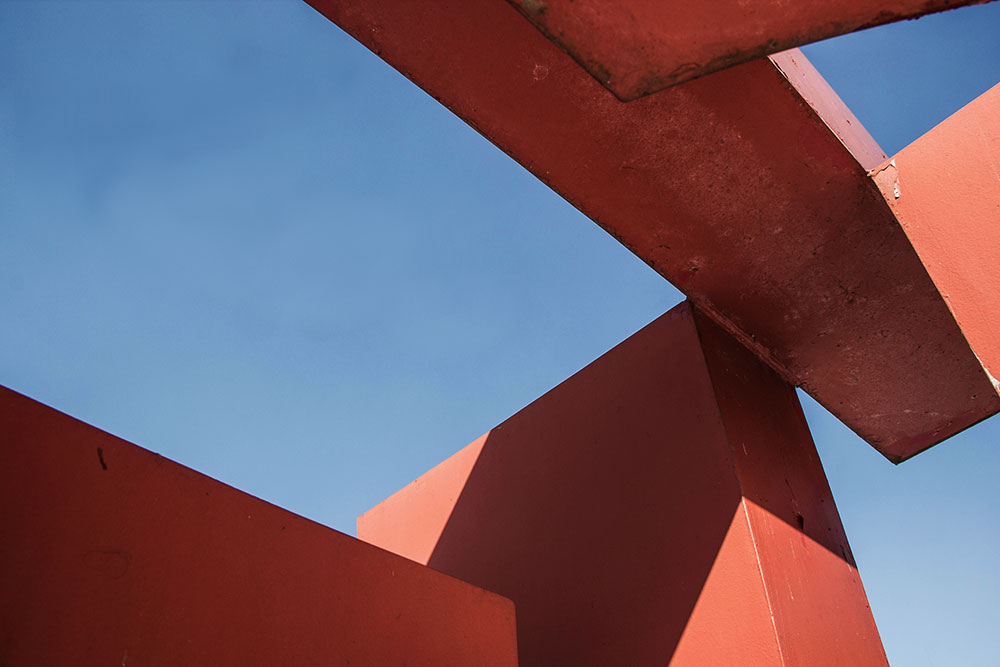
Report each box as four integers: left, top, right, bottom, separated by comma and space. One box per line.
0, 386, 518, 667
360, 302, 887, 666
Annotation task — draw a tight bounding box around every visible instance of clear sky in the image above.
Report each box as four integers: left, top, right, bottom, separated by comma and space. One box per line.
2, 2, 998, 664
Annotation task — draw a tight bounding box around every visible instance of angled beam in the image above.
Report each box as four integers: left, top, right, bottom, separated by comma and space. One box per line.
308, 0, 998, 461
359, 302, 888, 666
507, 0, 995, 100
0, 386, 518, 666
871, 82, 1000, 398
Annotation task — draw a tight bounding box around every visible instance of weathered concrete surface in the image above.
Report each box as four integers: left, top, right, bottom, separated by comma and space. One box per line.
507, 0, 995, 100
872, 82, 1000, 407
359, 302, 888, 667
307, 0, 997, 461
0, 386, 518, 667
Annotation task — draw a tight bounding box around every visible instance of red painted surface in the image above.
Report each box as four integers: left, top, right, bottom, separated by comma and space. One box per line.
0, 386, 518, 667
359, 302, 887, 666
507, 0, 993, 100
307, 0, 998, 461
872, 83, 1000, 401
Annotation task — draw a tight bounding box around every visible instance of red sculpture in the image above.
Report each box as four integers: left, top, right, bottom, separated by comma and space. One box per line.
3, 1, 997, 664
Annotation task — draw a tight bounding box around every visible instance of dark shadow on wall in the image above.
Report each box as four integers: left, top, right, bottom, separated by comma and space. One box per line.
413, 303, 865, 665
425, 422, 742, 666
424, 304, 743, 666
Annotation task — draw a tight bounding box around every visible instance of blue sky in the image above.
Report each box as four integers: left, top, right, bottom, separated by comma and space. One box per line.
2, 2, 998, 664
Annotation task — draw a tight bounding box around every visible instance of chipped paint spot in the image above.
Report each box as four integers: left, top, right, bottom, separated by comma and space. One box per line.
869, 158, 900, 200
973, 350, 1000, 393
532, 64, 549, 81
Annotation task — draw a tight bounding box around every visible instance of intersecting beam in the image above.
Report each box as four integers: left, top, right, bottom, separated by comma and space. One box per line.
871, 82, 1000, 398
308, 0, 998, 461
359, 302, 888, 666
507, 0, 995, 100
0, 386, 518, 667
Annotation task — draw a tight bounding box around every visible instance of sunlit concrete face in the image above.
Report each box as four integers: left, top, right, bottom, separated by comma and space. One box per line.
872, 82, 1000, 401
359, 302, 887, 666
0, 387, 518, 667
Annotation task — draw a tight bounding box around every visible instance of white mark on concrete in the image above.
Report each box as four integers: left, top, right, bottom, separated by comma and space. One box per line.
869, 158, 900, 200
973, 350, 1000, 392
987, 369, 1000, 392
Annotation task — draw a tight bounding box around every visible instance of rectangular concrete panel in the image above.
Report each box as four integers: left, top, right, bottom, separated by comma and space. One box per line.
307, 0, 998, 461
0, 386, 518, 667
506, 0, 994, 100
359, 302, 887, 666
872, 82, 1000, 403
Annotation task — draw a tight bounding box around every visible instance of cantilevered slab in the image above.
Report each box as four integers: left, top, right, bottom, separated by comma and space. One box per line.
871, 82, 1000, 399
0, 386, 518, 667
360, 302, 888, 666
507, 0, 994, 100
308, 0, 998, 461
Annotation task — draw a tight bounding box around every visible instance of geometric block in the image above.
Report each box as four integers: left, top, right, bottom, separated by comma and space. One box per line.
359, 302, 888, 666
0, 386, 517, 667
307, 0, 998, 461
872, 82, 1000, 400
506, 0, 995, 100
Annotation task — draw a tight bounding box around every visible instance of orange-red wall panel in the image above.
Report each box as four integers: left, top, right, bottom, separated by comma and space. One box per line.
0, 386, 518, 667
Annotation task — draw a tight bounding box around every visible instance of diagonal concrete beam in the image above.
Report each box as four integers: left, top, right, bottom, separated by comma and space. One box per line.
506, 0, 996, 100
0, 386, 518, 667
307, 0, 998, 461
871, 82, 1000, 407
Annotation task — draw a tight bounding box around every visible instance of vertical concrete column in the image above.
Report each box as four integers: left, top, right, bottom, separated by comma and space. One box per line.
359, 301, 887, 666
0, 387, 518, 667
